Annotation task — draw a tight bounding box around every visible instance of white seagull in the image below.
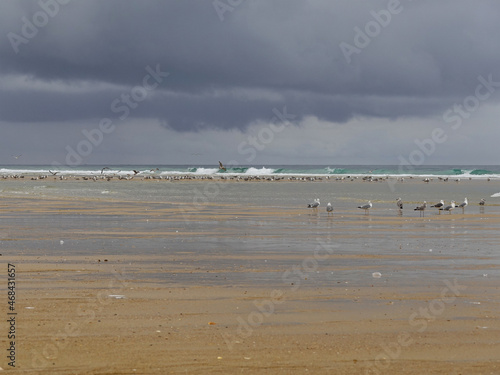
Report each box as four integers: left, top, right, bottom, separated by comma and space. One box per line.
326, 202, 333, 215
458, 197, 468, 213
414, 201, 427, 217
308, 198, 320, 211
431, 200, 445, 214
358, 201, 372, 214
441, 201, 456, 214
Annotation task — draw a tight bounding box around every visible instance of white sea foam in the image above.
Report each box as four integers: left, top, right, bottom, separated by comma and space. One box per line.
244, 167, 275, 175
192, 168, 220, 175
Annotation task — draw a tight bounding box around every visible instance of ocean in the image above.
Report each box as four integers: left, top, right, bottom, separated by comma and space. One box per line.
1, 164, 500, 179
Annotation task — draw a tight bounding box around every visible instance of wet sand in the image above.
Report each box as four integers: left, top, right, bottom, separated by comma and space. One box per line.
1, 180, 500, 374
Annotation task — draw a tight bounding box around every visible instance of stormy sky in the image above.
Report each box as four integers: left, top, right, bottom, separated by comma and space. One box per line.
1, 0, 500, 166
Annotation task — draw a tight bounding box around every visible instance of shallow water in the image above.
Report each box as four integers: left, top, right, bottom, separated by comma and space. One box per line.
1, 179, 499, 288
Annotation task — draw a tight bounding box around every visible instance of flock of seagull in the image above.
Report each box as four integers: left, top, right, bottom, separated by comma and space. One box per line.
308, 197, 486, 216
409, 197, 488, 216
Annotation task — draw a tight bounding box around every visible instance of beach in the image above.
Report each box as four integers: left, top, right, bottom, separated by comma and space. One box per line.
3, 0, 500, 372
1, 176, 500, 374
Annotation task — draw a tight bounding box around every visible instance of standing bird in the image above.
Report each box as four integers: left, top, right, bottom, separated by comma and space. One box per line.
431, 200, 445, 214
396, 197, 403, 210
326, 202, 333, 215
414, 201, 427, 217
479, 198, 486, 206
308, 198, 320, 211
441, 201, 456, 214
358, 201, 372, 214
458, 197, 468, 213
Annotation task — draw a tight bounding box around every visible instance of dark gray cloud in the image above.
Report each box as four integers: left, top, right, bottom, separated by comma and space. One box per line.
1, 0, 500, 163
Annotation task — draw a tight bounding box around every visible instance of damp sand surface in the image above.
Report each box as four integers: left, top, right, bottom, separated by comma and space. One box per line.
1, 178, 500, 374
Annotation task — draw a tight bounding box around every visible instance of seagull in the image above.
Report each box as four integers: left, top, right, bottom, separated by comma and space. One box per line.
458, 197, 468, 213
479, 198, 486, 206
396, 197, 403, 210
414, 201, 427, 217
101, 167, 110, 174
133, 170, 141, 175
358, 201, 372, 214
431, 200, 445, 214
441, 201, 456, 214
308, 198, 320, 211
12, 154, 22, 159
219, 161, 226, 171
48, 170, 59, 176
326, 202, 333, 215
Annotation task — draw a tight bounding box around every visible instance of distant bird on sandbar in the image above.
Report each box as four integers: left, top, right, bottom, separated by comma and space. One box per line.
396, 197, 403, 210
479, 198, 486, 206
458, 197, 468, 213
358, 201, 372, 214
414, 201, 427, 217
219, 161, 226, 171
326, 202, 333, 215
441, 201, 456, 214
